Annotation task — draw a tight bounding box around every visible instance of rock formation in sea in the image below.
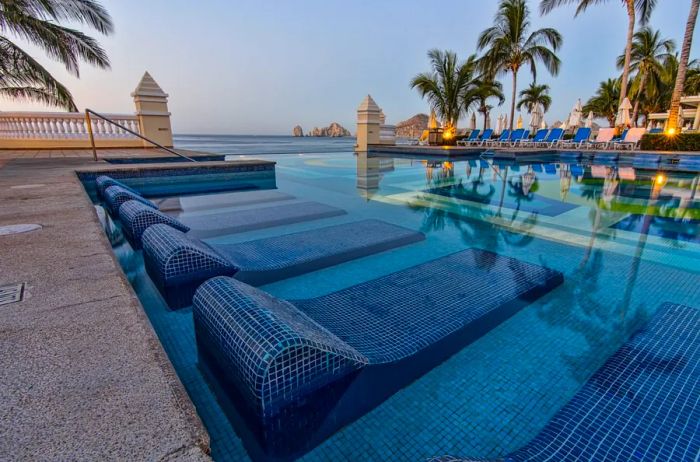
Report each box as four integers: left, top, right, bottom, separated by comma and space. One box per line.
292, 125, 304, 137
395, 114, 429, 138
307, 122, 351, 137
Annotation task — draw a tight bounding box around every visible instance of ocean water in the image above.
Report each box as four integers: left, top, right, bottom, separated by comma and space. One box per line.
174, 134, 357, 156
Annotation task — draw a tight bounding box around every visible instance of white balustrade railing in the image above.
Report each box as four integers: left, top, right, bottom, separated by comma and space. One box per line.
0, 112, 141, 140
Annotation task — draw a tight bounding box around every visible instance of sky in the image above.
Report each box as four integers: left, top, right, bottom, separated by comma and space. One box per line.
2, 0, 699, 135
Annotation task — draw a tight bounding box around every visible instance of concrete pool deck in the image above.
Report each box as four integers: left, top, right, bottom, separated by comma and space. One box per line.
0, 150, 272, 460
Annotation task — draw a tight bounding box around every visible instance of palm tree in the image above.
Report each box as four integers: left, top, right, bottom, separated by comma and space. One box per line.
540, 0, 658, 107
410, 50, 478, 130
584, 78, 621, 127
667, 0, 700, 133
478, 0, 562, 131
617, 27, 674, 126
0, 0, 113, 111
516, 82, 552, 114
464, 78, 505, 130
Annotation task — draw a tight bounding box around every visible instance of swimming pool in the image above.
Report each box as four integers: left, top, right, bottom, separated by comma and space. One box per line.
104, 151, 699, 461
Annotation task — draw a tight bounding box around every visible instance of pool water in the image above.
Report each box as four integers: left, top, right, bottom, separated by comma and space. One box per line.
110, 151, 700, 461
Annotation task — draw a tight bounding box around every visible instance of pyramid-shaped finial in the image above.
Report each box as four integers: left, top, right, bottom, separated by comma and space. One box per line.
132, 71, 168, 98
358, 94, 380, 112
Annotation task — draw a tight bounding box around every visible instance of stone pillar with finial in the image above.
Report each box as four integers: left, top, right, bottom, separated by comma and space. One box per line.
356, 95, 381, 152
132, 72, 174, 148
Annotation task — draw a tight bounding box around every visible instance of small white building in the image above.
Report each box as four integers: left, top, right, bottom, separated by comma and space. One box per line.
649, 95, 700, 130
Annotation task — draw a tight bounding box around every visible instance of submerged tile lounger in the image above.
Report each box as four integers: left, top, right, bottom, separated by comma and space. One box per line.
103, 185, 157, 216
174, 201, 346, 238
431, 302, 700, 462
193, 250, 563, 456
142, 219, 425, 308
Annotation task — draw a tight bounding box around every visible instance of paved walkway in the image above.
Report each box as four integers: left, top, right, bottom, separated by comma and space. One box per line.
0, 150, 230, 460
0, 147, 213, 161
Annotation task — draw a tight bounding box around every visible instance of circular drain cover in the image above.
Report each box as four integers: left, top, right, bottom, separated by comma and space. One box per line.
0, 224, 42, 236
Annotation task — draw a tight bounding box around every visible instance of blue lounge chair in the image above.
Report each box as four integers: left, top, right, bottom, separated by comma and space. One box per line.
429, 302, 699, 462
142, 220, 425, 308
559, 127, 592, 149
457, 129, 480, 146
516, 128, 548, 147
486, 129, 510, 147
648, 127, 663, 134
505, 129, 529, 147
194, 250, 563, 437
535, 128, 564, 148
469, 128, 494, 146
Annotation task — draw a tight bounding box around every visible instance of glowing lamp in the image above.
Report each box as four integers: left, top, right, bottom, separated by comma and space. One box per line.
665, 128, 677, 136
654, 173, 667, 187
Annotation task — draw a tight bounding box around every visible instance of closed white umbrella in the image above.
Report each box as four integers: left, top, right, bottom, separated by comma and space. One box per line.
495, 114, 504, 135
530, 103, 543, 131
516, 114, 524, 129
567, 99, 583, 129
585, 111, 594, 128
540, 119, 547, 130
560, 118, 569, 131
615, 97, 632, 127
646, 119, 654, 131
503, 114, 509, 131
484, 113, 491, 130
470, 112, 477, 130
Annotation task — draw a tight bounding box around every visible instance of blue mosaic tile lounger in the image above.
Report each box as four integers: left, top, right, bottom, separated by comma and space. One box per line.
143, 219, 425, 308
119, 200, 191, 250
175, 201, 346, 238
430, 302, 700, 462
95, 175, 139, 198
103, 185, 157, 216
193, 250, 563, 457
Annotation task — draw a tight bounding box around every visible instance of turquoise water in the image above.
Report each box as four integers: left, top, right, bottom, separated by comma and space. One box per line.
111, 137, 699, 461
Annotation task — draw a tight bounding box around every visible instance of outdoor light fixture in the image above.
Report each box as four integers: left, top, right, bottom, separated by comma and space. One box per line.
654, 173, 667, 187
666, 128, 677, 136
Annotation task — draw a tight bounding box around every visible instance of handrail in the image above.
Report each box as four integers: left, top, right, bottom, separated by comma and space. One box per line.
85, 109, 195, 162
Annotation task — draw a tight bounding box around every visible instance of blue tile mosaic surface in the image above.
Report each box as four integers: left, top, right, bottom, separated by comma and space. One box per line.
95, 175, 139, 197
103, 185, 157, 216
180, 201, 347, 238
119, 200, 190, 249
433, 302, 700, 462
142, 218, 424, 305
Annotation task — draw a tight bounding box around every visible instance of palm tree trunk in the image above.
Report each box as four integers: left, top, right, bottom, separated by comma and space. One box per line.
619, 0, 636, 105
631, 72, 647, 127
510, 70, 518, 131
668, 0, 700, 132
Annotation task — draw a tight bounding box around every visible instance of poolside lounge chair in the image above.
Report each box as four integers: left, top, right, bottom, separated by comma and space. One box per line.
457, 129, 480, 146
515, 128, 548, 147
583, 127, 613, 150
194, 250, 563, 427
648, 127, 663, 134
143, 220, 425, 308
558, 127, 591, 149
535, 128, 564, 148
430, 302, 699, 462
612, 127, 646, 150
506, 129, 529, 147
485, 129, 510, 147
472, 128, 494, 146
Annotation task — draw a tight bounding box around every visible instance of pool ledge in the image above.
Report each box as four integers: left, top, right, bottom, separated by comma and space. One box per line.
0, 157, 231, 460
